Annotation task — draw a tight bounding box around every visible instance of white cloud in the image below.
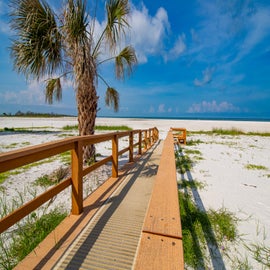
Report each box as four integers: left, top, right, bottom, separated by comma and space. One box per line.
89, 4, 173, 64
188, 100, 240, 113
157, 104, 173, 113
191, 1, 270, 66
165, 34, 186, 62
0, 77, 74, 106
158, 104, 166, 113
129, 4, 170, 63
194, 67, 214, 86
0, 81, 45, 105
235, 7, 270, 62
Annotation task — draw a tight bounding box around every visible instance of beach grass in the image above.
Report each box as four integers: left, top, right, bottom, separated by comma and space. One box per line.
190, 128, 270, 137
0, 127, 53, 133
62, 124, 132, 131
178, 189, 239, 269
0, 158, 56, 184
33, 166, 69, 187
176, 133, 270, 268
0, 184, 68, 269
0, 208, 67, 269
245, 164, 268, 170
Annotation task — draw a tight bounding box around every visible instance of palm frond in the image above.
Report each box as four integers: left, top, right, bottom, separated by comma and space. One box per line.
105, 87, 119, 112
63, 0, 96, 83
10, 0, 62, 79
105, 0, 130, 50
115, 46, 137, 79
45, 77, 62, 104
63, 0, 89, 47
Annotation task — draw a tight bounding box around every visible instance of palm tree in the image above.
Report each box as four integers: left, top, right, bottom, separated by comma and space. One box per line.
9, 0, 137, 161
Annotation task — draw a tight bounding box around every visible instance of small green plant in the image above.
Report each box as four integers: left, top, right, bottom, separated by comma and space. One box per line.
178, 190, 239, 269
0, 208, 67, 269
212, 127, 245, 136
187, 139, 203, 146
62, 124, 132, 131
62, 124, 78, 131
33, 167, 69, 187
176, 154, 193, 174
246, 243, 270, 268
0, 157, 64, 184
184, 149, 202, 155
95, 125, 132, 131
33, 175, 51, 187
178, 179, 206, 190
190, 129, 270, 137
245, 164, 268, 170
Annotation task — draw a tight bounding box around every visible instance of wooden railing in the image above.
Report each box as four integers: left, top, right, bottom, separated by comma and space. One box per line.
0, 127, 159, 234
171, 127, 187, 145
134, 130, 184, 269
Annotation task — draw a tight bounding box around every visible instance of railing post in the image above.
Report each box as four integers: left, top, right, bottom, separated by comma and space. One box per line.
144, 130, 147, 151
149, 128, 152, 147
129, 131, 134, 162
71, 141, 83, 215
112, 134, 118, 178
138, 130, 142, 155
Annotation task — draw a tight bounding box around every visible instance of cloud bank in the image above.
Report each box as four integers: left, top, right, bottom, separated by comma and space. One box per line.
188, 100, 240, 113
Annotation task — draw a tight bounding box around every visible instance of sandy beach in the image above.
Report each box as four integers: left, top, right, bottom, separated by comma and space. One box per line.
0, 117, 270, 269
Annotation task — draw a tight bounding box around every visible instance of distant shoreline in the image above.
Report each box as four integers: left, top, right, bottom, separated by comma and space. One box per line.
1, 114, 270, 123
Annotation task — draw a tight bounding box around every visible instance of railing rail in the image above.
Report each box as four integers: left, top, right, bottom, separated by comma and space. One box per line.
0, 127, 159, 234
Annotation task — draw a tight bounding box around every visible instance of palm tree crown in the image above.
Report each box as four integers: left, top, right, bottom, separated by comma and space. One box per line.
9, 0, 137, 160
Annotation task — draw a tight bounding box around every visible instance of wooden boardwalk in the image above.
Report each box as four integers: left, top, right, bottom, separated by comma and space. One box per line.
4, 130, 184, 270
53, 141, 163, 269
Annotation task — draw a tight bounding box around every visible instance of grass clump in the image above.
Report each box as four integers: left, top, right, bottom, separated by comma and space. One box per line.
176, 155, 193, 174
245, 164, 268, 170
62, 125, 78, 131
0, 127, 51, 133
62, 124, 132, 131
33, 175, 51, 187
178, 190, 239, 269
187, 139, 203, 146
246, 243, 270, 268
95, 125, 132, 131
190, 128, 270, 137
212, 127, 245, 136
184, 149, 202, 155
178, 179, 206, 190
0, 208, 67, 269
33, 167, 69, 187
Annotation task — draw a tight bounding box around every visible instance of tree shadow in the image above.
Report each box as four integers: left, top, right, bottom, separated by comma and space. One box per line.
175, 143, 226, 270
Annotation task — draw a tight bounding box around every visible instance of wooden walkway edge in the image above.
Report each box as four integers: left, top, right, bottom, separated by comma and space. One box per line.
134, 131, 184, 270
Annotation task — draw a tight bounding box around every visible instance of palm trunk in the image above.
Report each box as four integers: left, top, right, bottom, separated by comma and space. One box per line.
77, 82, 98, 163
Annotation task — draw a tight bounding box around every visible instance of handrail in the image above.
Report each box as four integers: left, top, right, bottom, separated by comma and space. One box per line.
0, 127, 159, 234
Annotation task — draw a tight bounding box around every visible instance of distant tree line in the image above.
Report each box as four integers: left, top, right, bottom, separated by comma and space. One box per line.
1, 111, 73, 117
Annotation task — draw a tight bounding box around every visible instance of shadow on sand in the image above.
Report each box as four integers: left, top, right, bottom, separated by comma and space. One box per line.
175, 143, 226, 270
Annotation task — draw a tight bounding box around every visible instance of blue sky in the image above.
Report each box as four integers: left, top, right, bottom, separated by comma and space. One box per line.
0, 0, 270, 119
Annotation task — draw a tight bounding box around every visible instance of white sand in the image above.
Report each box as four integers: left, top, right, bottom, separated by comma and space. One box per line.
0, 117, 270, 268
